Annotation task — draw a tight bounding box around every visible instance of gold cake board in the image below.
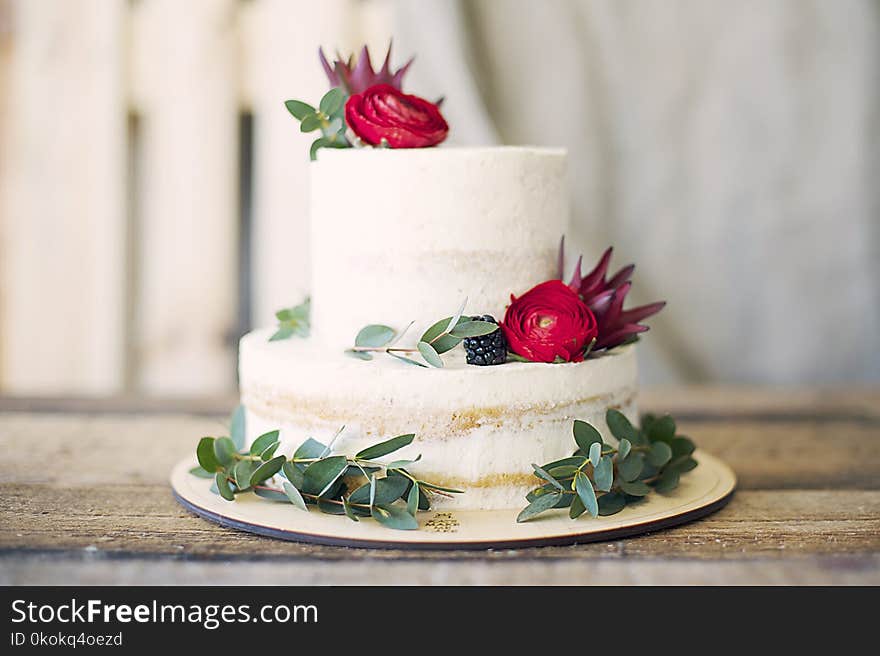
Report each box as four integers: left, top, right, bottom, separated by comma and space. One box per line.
171, 452, 736, 550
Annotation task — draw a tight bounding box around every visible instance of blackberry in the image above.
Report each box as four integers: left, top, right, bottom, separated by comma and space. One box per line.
463, 315, 507, 366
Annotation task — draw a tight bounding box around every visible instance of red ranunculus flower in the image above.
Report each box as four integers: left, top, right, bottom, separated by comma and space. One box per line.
502, 280, 598, 363
345, 83, 448, 148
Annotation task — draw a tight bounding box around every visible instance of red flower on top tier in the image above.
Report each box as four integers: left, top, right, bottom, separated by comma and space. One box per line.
501, 280, 598, 363
345, 84, 449, 148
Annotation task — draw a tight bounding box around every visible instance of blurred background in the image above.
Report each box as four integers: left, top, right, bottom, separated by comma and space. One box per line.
0, 0, 877, 397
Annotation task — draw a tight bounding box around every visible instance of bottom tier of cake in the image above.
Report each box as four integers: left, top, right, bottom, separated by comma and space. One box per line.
238, 329, 638, 510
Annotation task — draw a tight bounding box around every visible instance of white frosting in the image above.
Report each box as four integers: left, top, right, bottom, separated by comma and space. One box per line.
239, 330, 638, 509
309, 147, 568, 349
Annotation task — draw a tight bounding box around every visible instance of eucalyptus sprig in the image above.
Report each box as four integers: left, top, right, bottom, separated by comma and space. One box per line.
269, 297, 310, 341
285, 87, 351, 160
345, 298, 499, 368
517, 409, 698, 522
190, 405, 462, 531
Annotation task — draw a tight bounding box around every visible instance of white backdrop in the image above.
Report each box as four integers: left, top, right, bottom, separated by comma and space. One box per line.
0, 0, 877, 395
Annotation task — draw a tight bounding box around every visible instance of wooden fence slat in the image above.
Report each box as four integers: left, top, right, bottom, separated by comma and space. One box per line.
130, 0, 239, 394
246, 0, 361, 325
0, 0, 126, 394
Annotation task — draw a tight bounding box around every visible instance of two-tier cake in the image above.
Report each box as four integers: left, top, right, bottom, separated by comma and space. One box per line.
239, 146, 640, 509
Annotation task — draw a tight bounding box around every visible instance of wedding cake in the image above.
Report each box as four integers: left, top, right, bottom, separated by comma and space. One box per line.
212, 43, 667, 521
239, 146, 640, 509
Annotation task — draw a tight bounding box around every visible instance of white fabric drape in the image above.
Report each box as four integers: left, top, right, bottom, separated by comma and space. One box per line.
388, 0, 880, 384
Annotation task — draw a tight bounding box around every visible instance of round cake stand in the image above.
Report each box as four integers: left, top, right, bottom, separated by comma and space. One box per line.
171, 452, 735, 550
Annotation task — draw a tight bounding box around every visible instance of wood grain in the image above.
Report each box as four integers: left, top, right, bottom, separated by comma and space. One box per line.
1, 388, 878, 584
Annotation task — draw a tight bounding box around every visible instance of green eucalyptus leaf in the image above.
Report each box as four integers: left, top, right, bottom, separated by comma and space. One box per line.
371, 504, 419, 530
196, 437, 219, 472
417, 341, 443, 368
309, 137, 330, 161
230, 405, 246, 450
249, 429, 280, 456
319, 87, 345, 116
573, 420, 603, 453
212, 437, 236, 467
542, 456, 587, 470
342, 497, 360, 521
517, 491, 563, 522
300, 112, 323, 132
388, 351, 428, 367
547, 465, 579, 478
648, 441, 673, 467
647, 415, 676, 443
355, 324, 396, 348
249, 455, 286, 487
417, 481, 464, 494
655, 469, 680, 493
620, 480, 652, 496
301, 456, 348, 496
589, 442, 602, 467
233, 459, 256, 490
606, 409, 639, 442
532, 463, 565, 491
282, 481, 307, 511
317, 499, 347, 515
356, 433, 415, 460
449, 320, 498, 338
284, 99, 315, 120
593, 456, 614, 492
668, 455, 698, 473
420, 315, 463, 343
386, 454, 422, 469
638, 463, 661, 481
569, 494, 587, 519
282, 460, 304, 487
253, 487, 290, 502
189, 466, 214, 479
259, 441, 281, 462
527, 483, 574, 508
269, 325, 294, 342
345, 349, 373, 360
348, 475, 409, 505
293, 437, 328, 461
618, 438, 632, 460
618, 453, 645, 482
430, 334, 461, 354
416, 485, 431, 511
215, 473, 235, 501
406, 482, 420, 517
671, 436, 696, 458
575, 471, 598, 518
598, 491, 627, 516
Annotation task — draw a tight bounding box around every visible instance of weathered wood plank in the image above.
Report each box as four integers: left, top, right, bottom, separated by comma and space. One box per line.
0, 0, 126, 394
3, 552, 877, 586
129, 0, 239, 394
0, 485, 877, 561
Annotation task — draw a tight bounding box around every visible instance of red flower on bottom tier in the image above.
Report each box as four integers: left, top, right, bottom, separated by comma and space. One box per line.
501, 280, 598, 363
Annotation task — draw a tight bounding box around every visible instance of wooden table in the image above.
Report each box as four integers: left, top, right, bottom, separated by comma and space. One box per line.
1, 388, 878, 585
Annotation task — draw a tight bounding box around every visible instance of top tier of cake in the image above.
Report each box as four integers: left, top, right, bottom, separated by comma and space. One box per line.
310, 146, 568, 348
